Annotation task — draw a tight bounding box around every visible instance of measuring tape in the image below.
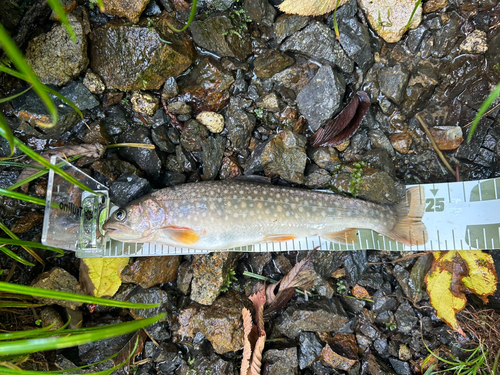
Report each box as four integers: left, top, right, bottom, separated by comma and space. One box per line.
41, 157, 500, 257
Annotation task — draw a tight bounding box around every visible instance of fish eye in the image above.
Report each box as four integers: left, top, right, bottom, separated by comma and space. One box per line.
115, 209, 126, 221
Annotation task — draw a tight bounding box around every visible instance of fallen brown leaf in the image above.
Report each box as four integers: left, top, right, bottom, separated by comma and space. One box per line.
319, 344, 356, 371
352, 284, 370, 299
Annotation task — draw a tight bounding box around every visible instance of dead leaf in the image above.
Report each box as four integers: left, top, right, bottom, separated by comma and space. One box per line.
264, 249, 318, 318
319, 344, 356, 371
352, 285, 370, 299
80, 257, 130, 298
310, 91, 371, 148
241, 285, 266, 375
278, 0, 350, 16
112, 330, 147, 375
425, 250, 497, 336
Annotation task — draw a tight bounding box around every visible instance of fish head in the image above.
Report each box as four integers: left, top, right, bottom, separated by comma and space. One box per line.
103, 198, 166, 242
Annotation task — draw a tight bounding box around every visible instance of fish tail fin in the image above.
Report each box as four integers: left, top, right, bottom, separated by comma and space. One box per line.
384, 186, 428, 247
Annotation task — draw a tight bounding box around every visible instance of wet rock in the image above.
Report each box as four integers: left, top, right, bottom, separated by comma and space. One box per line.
162, 77, 178, 102
460, 30, 488, 54
313, 251, 345, 279
202, 135, 225, 180
390, 133, 412, 154
177, 261, 193, 295
358, 0, 422, 43
196, 111, 224, 133
32, 268, 82, 309
372, 296, 398, 314
176, 57, 235, 113
429, 126, 463, 150
394, 302, 417, 334
175, 145, 196, 172
151, 126, 175, 153
91, 14, 195, 90
128, 287, 172, 324
83, 71, 105, 95
25, 14, 88, 86
389, 358, 411, 375
121, 256, 181, 288
59, 81, 99, 110
225, 97, 256, 149
366, 353, 396, 375
78, 120, 113, 145
180, 120, 209, 151
176, 352, 234, 374
378, 65, 410, 105
263, 347, 299, 375
177, 290, 251, 353
131, 91, 159, 116
40, 306, 64, 330
118, 127, 162, 179
406, 25, 429, 54
304, 168, 332, 188
102, 91, 123, 107
423, 0, 447, 13
205, 0, 236, 11
272, 60, 319, 94
308, 147, 341, 172
109, 174, 152, 207
152, 344, 183, 373
487, 28, 500, 80
344, 250, 367, 286
254, 49, 295, 79
297, 65, 345, 132
298, 332, 323, 369
190, 252, 241, 305
257, 129, 307, 184
11, 211, 44, 234
257, 93, 282, 113
219, 156, 241, 179
91, 158, 137, 182
409, 253, 433, 302
102, 0, 149, 23
281, 21, 353, 73
456, 115, 493, 163
273, 14, 309, 44
232, 69, 248, 95
167, 101, 191, 115
189, 15, 252, 59
243, 0, 276, 27
276, 298, 349, 339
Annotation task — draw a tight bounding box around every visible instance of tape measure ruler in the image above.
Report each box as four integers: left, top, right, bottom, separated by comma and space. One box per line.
41, 156, 500, 258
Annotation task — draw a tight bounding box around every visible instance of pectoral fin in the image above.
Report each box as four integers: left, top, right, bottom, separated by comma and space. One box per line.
323, 228, 358, 243
163, 226, 200, 245
263, 234, 297, 242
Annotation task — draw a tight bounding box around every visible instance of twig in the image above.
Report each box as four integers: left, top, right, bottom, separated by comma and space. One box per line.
416, 114, 456, 178
462, 102, 500, 128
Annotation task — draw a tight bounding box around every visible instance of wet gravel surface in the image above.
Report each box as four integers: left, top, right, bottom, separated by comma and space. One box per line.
1, 0, 500, 373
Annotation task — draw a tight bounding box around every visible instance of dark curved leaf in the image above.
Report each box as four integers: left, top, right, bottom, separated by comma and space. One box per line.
310, 91, 371, 147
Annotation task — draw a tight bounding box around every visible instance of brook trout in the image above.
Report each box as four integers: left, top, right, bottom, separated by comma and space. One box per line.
103, 180, 427, 250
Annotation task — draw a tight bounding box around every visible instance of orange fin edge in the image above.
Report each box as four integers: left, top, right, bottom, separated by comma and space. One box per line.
164, 226, 200, 245
323, 228, 358, 244
262, 234, 297, 242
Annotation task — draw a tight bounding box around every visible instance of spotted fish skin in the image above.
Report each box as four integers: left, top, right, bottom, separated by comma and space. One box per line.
103, 180, 427, 250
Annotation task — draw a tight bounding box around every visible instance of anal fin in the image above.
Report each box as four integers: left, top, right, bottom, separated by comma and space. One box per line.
323, 229, 358, 244
263, 234, 297, 242
164, 226, 200, 245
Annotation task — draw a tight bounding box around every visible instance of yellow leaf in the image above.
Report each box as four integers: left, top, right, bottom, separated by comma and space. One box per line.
80, 257, 130, 298
425, 250, 497, 336
278, 0, 350, 16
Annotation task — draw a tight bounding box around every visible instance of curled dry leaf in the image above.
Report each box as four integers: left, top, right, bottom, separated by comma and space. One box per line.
351, 284, 370, 299
319, 344, 356, 371
241, 284, 266, 375
425, 250, 497, 336
310, 91, 371, 148
265, 248, 318, 318
278, 0, 350, 16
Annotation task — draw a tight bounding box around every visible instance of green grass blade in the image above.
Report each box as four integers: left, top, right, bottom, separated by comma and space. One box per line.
0, 324, 56, 340
0, 113, 15, 156
0, 222, 48, 264
0, 188, 46, 206
46, 0, 76, 42
405, 0, 422, 32
0, 301, 43, 308
10, 139, 95, 193
0, 239, 64, 255
43, 85, 83, 119
0, 245, 35, 266
467, 82, 500, 143
0, 313, 165, 356
0, 86, 32, 104
165, 0, 198, 32
0, 162, 46, 170
0, 281, 161, 309
0, 24, 58, 126
332, 0, 341, 40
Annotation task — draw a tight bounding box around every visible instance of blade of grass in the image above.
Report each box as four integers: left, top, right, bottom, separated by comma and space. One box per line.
332, 0, 341, 40
0, 244, 35, 266
46, 0, 76, 42
0, 313, 165, 356
0, 162, 45, 170
405, 0, 422, 32
0, 222, 46, 265
0, 324, 57, 340
0, 114, 15, 156
0, 188, 47, 206
6, 155, 83, 191
0, 24, 58, 126
106, 143, 156, 150
0, 239, 64, 255
0, 86, 32, 104
0, 301, 43, 308
0, 281, 161, 309
467, 82, 500, 143
164, 0, 198, 32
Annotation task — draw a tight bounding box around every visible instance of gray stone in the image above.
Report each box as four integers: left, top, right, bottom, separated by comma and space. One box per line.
102, 0, 149, 23
243, 0, 276, 27
118, 127, 162, 179
389, 358, 412, 375
180, 120, 209, 151
297, 65, 345, 132
280, 21, 353, 72
273, 14, 309, 44
372, 296, 398, 314
263, 347, 298, 375
308, 146, 341, 172
394, 302, 417, 334
109, 174, 152, 207
202, 136, 225, 180
378, 65, 410, 105
225, 97, 256, 149
344, 250, 367, 285
205, 0, 236, 11
298, 332, 322, 369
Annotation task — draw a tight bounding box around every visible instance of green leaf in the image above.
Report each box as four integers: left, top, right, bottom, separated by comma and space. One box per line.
0, 161, 46, 170
47, 0, 76, 42
0, 281, 161, 309
0, 245, 35, 266
0, 313, 165, 356
405, 0, 423, 32
0, 188, 47, 206
0, 222, 48, 265
0, 238, 64, 255
0, 24, 58, 126
164, 0, 199, 32
467, 82, 500, 143
0, 113, 14, 156
0, 86, 32, 103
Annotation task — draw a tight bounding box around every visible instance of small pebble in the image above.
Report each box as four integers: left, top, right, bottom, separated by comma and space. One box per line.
429, 126, 463, 150
196, 111, 225, 133
460, 30, 488, 54
83, 71, 105, 95
131, 91, 159, 116
390, 133, 412, 154
335, 140, 350, 152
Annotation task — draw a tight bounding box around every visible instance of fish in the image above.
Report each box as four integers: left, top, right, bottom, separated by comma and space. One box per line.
102, 180, 428, 250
